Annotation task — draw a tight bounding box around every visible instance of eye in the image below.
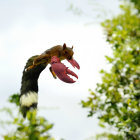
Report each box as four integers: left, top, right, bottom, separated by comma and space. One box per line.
65, 51, 68, 54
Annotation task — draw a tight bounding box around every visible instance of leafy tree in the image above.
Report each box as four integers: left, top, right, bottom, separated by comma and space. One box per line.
0, 94, 54, 140
82, 1, 140, 140
129, 0, 140, 12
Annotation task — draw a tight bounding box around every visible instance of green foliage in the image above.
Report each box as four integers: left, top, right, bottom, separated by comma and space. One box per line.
8, 93, 20, 106
129, 0, 140, 12
0, 94, 54, 140
96, 133, 124, 140
82, 2, 140, 140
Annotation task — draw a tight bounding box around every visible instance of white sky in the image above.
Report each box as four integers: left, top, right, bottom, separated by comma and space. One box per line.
0, 0, 121, 140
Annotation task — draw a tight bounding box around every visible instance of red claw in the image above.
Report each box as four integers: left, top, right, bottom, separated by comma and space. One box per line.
68, 59, 80, 69
51, 56, 79, 83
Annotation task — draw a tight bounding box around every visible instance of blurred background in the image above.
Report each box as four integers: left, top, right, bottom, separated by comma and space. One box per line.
0, 0, 121, 140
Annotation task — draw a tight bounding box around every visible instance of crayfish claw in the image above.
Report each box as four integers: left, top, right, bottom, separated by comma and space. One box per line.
68, 59, 80, 69
50, 56, 79, 83
66, 68, 78, 79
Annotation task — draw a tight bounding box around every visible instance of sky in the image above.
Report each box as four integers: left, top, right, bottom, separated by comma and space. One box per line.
0, 0, 121, 140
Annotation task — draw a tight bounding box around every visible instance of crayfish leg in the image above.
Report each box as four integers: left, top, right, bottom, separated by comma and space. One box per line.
49, 66, 57, 79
